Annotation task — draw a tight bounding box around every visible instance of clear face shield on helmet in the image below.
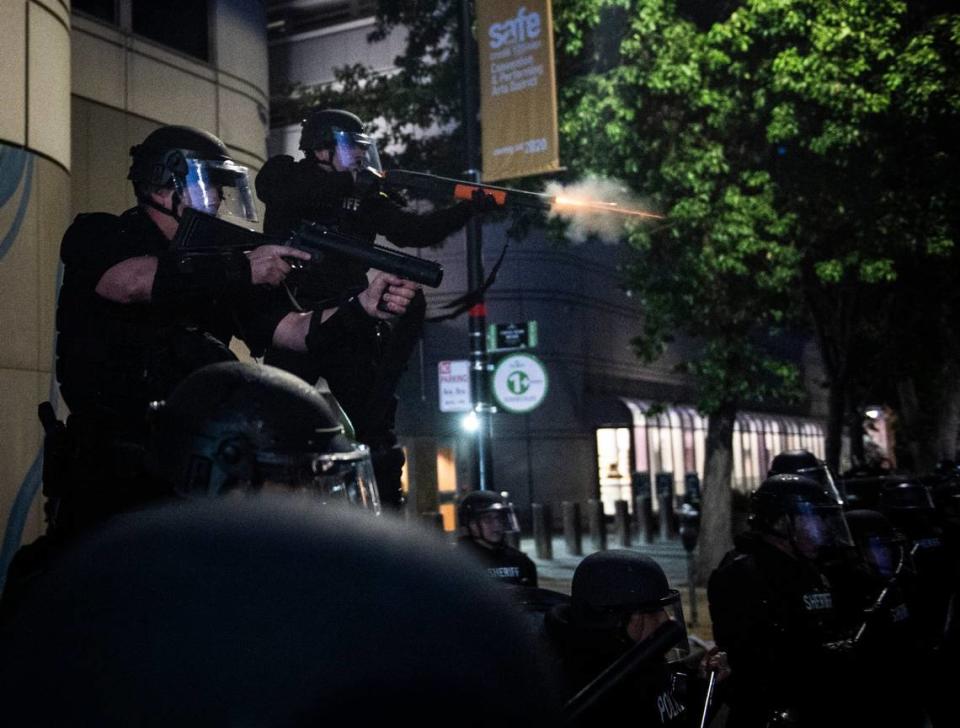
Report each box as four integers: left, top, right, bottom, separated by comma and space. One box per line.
655, 591, 690, 663
255, 444, 381, 514
793, 464, 844, 505
179, 156, 259, 224
786, 501, 854, 560
331, 129, 382, 174
471, 504, 520, 545
859, 533, 911, 580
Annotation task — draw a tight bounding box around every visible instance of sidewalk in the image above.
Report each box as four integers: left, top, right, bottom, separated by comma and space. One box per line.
518, 534, 714, 641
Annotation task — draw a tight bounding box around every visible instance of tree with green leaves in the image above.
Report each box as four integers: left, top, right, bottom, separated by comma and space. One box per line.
556, 0, 808, 576
556, 0, 960, 568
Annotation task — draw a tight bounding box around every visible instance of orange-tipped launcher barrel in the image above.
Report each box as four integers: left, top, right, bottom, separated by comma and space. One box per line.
384, 169, 663, 219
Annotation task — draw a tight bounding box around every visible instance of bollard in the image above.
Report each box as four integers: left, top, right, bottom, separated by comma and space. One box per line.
635, 493, 655, 544
614, 499, 632, 547
561, 501, 583, 556
532, 503, 553, 560
659, 495, 676, 540
679, 501, 701, 627
420, 511, 445, 532
587, 499, 607, 552
686, 551, 698, 626
656, 473, 676, 540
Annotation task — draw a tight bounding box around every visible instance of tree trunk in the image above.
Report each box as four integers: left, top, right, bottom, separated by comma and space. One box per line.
897, 372, 960, 472
696, 402, 736, 585
936, 386, 960, 463
847, 403, 865, 468
825, 379, 846, 474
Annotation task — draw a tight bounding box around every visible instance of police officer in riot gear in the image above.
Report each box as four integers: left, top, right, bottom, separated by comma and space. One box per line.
843, 509, 930, 727
256, 109, 495, 510
455, 490, 538, 587
48, 124, 415, 536
148, 361, 380, 511
708, 474, 859, 727
877, 481, 952, 648
546, 550, 728, 726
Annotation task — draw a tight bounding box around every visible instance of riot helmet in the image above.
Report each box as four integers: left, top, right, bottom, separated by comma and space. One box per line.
750, 474, 854, 560
128, 125, 258, 223
457, 490, 520, 545
148, 362, 379, 512
769, 449, 844, 504
845, 509, 912, 580
878, 480, 940, 543
570, 550, 688, 658
299, 108, 382, 173
0, 498, 561, 725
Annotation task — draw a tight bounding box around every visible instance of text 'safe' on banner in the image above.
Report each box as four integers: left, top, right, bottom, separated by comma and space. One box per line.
476, 1, 560, 182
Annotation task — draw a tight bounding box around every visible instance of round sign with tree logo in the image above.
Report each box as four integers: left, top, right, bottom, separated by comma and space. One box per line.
492, 353, 548, 413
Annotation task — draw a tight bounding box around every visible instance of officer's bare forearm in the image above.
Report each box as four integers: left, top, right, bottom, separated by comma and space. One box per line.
272, 309, 336, 352
95, 256, 158, 303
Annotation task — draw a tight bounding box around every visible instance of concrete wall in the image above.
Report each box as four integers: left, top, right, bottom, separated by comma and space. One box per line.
1, 0, 273, 574
0, 0, 72, 574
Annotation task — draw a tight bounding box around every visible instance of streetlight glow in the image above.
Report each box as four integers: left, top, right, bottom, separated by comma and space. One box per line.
461, 411, 480, 433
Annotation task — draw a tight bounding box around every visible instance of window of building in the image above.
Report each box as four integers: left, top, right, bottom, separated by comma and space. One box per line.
617, 399, 826, 498
267, 0, 378, 39
437, 446, 458, 531
74, 0, 117, 23
596, 427, 632, 515
132, 0, 209, 61
73, 1, 210, 62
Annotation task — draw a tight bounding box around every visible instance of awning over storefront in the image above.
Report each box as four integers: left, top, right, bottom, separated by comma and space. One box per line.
615, 399, 826, 493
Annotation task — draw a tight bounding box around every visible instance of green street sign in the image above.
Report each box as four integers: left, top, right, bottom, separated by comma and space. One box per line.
487, 321, 538, 352
492, 353, 548, 413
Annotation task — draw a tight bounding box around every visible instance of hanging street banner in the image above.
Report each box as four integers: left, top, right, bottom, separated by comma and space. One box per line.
492, 353, 548, 414
438, 360, 473, 412
476, 0, 561, 182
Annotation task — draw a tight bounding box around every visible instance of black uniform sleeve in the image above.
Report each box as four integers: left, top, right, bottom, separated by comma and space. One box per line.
361, 194, 474, 248
59, 213, 137, 295
304, 296, 379, 356
522, 552, 539, 588
151, 250, 254, 315
232, 288, 293, 357
708, 560, 783, 672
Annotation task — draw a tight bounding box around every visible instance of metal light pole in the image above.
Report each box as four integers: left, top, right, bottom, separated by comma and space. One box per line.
459, 0, 494, 491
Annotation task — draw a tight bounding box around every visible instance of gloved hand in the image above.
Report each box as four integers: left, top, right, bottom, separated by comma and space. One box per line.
471, 187, 500, 213
355, 166, 384, 199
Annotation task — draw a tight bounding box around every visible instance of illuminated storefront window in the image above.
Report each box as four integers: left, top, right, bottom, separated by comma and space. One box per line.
600, 400, 827, 509
596, 427, 632, 516
437, 446, 458, 531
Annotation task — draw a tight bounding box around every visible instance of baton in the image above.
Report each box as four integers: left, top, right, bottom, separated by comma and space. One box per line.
699, 669, 718, 728
563, 621, 684, 724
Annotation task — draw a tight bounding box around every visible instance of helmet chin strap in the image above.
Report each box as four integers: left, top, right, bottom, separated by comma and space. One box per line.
138, 185, 184, 222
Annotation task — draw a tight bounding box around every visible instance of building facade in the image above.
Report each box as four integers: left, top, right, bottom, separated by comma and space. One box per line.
0, 0, 271, 576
